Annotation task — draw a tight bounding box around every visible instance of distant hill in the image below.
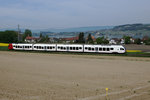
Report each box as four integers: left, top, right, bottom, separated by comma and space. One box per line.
112, 24, 150, 31
33, 26, 114, 33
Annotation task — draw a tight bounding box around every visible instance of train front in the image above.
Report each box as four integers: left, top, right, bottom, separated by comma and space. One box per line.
8, 43, 13, 50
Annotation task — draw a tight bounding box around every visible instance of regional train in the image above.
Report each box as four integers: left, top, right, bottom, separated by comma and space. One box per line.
8, 43, 126, 53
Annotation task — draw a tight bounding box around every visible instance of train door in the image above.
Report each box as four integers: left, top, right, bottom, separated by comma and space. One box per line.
44, 46, 46, 51
95, 47, 98, 52
67, 46, 69, 51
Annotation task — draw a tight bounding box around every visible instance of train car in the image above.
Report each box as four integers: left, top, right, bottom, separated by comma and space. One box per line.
57, 44, 83, 52
33, 44, 56, 51
12, 43, 33, 50
84, 45, 125, 53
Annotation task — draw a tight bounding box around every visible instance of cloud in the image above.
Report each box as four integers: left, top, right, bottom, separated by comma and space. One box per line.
0, 0, 150, 29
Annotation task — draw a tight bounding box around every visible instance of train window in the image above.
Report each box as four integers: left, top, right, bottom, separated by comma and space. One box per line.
110, 48, 114, 50
92, 48, 94, 51
88, 47, 91, 50
53, 46, 55, 49
85, 47, 87, 49
76, 47, 79, 50
42, 47, 44, 49
107, 48, 110, 51
103, 48, 106, 51
61, 47, 63, 49
58, 46, 60, 49
30, 46, 32, 48
34, 46, 36, 48
39, 46, 41, 49
50, 47, 52, 49
70, 47, 72, 50
73, 47, 75, 50
79, 47, 82, 49
64, 47, 66, 50
99, 48, 102, 51
120, 48, 124, 50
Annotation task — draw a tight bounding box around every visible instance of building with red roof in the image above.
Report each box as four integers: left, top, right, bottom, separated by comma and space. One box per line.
25, 36, 39, 43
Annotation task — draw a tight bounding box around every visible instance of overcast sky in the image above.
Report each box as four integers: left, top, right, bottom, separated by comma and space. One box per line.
0, 0, 150, 29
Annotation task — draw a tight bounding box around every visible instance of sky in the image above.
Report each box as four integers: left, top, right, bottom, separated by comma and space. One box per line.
0, 0, 150, 29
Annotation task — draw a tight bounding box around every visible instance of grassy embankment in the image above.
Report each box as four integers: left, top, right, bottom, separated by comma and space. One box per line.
0, 43, 150, 57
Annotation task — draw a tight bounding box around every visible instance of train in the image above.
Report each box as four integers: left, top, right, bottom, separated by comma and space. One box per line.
8, 43, 126, 53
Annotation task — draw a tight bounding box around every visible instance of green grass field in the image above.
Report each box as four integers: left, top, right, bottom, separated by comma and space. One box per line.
0, 46, 150, 57
0, 46, 8, 51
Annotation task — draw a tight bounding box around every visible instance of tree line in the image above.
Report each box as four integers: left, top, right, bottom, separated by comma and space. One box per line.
0, 30, 150, 45
76, 32, 109, 44
0, 31, 18, 43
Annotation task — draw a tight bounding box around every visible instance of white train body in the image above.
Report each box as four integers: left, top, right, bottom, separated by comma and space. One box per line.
57, 44, 83, 52
11, 43, 126, 54
33, 44, 56, 51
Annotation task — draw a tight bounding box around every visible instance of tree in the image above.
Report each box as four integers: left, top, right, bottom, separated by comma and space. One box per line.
103, 39, 109, 44
40, 33, 43, 38
23, 29, 32, 41
87, 34, 94, 44
123, 36, 131, 44
96, 37, 104, 44
144, 38, 150, 45
96, 37, 109, 44
78, 32, 85, 43
45, 35, 49, 42
134, 38, 141, 44
38, 35, 49, 43
0, 31, 18, 43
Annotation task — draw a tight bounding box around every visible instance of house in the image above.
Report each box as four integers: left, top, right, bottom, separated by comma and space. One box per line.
109, 38, 120, 44
86, 35, 96, 42
120, 38, 125, 44
49, 38, 60, 43
25, 36, 39, 43
142, 36, 149, 41
130, 38, 135, 43
109, 39, 117, 44
60, 36, 79, 43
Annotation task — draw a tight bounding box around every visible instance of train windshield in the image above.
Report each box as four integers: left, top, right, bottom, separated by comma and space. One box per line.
120, 48, 125, 50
